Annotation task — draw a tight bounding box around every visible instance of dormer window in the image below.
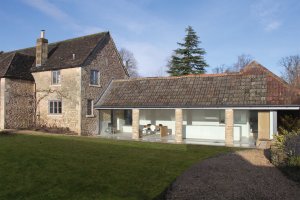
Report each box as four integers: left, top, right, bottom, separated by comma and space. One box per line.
52, 70, 61, 85
90, 70, 100, 85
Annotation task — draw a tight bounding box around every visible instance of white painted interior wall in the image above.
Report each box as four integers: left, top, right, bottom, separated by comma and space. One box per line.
185, 125, 226, 140
117, 117, 125, 132
269, 111, 277, 139
139, 109, 176, 134
182, 109, 251, 142
183, 109, 226, 140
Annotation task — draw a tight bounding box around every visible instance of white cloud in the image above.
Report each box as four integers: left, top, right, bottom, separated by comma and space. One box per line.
265, 20, 281, 31
22, 0, 76, 27
22, 0, 103, 35
79, 26, 104, 35
251, 0, 282, 31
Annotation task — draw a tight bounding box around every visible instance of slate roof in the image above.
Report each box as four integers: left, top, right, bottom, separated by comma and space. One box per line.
31, 32, 108, 72
95, 61, 300, 108
0, 52, 35, 80
0, 32, 110, 80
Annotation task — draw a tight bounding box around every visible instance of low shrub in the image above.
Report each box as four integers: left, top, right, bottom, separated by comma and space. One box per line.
272, 114, 300, 166
0, 130, 15, 136
278, 114, 300, 133
272, 129, 300, 166
288, 156, 300, 167
271, 124, 300, 182
31, 124, 74, 135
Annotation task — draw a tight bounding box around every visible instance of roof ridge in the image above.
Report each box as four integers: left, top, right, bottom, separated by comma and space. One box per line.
81, 32, 109, 66
243, 60, 290, 88
13, 51, 35, 58
112, 76, 182, 82
0, 51, 14, 60
48, 31, 108, 46
181, 72, 240, 77
3, 31, 109, 54
112, 72, 242, 82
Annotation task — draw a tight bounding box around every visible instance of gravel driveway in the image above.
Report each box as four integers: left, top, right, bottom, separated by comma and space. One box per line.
165, 149, 300, 200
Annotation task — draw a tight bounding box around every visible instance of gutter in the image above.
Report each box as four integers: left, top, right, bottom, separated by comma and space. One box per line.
94, 105, 300, 110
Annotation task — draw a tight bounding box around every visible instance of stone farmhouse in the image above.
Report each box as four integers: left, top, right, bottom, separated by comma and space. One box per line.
0, 31, 299, 147
0, 31, 128, 135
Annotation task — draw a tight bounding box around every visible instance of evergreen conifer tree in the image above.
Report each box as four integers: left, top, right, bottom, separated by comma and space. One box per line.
167, 26, 208, 76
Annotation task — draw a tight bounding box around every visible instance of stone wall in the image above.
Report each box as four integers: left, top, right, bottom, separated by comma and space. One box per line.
175, 109, 183, 142
0, 78, 4, 129
32, 68, 81, 133
80, 36, 128, 135
26, 35, 127, 135
225, 109, 234, 146
0, 78, 35, 129
258, 111, 270, 140
132, 109, 140, 139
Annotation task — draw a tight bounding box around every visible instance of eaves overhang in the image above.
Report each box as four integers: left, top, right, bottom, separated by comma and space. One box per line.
94, 105, 300, 110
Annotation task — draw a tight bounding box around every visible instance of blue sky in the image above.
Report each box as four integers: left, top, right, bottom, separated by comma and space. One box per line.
1, 0, 300, 77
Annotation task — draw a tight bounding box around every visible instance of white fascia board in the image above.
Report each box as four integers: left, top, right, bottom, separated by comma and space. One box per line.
96, 106, 300, 110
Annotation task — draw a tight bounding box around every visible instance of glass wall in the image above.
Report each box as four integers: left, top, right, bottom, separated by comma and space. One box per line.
183, 109, 226, 140
99, 109, 132, 135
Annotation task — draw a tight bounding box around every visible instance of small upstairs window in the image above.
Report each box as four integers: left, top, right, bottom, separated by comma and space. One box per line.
90, 70, 99, 85
52, 70, 61, 85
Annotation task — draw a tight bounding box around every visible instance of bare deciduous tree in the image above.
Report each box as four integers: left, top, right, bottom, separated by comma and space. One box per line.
280, 55, 300, 87
232, 54, 253, 72
212, 54, 253, 74
119, 48, 139, 78
212, 64, 229, 74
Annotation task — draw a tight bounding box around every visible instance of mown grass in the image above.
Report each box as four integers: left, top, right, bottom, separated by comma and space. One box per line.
0, 133, 234, 200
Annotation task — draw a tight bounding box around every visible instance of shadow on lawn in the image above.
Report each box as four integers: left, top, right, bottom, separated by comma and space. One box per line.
156, 150, 300, 200
0, 130, 16, 136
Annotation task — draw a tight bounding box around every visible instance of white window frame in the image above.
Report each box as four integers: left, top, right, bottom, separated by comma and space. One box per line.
51, 70, 61, 85
86, 99, 94, 117
49, 100, 62, 115
90, 70, 100, 86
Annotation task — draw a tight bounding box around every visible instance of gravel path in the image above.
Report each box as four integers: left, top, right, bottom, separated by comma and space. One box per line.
165, 149, 300, 200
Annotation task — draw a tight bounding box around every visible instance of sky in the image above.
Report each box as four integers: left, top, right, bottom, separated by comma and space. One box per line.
1, 0, 300, 77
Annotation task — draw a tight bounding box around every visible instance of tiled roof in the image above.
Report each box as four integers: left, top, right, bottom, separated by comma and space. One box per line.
95, 61, 300, 108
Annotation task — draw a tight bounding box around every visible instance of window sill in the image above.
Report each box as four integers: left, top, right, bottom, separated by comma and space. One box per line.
48, 114, 62, 116
86, 115, 95, 118
51, 84, 61, 86
89, 84, 101, 88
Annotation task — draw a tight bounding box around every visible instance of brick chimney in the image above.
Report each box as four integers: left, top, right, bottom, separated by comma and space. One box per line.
36, 30, 48, 66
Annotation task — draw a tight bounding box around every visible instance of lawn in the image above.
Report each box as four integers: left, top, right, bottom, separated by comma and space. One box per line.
0, 133, 234, 200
